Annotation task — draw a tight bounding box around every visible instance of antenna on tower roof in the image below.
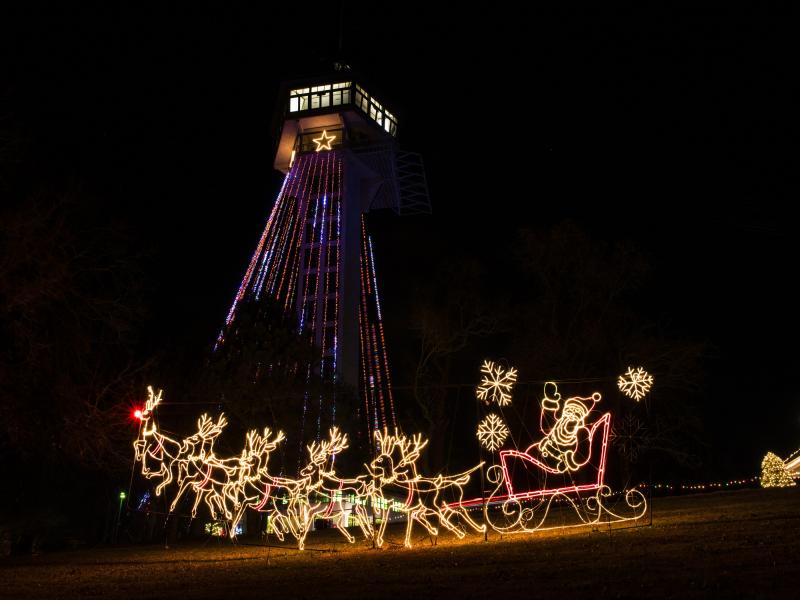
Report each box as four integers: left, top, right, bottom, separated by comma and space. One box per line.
334, 1, 350, 72
338, 1, 344, 54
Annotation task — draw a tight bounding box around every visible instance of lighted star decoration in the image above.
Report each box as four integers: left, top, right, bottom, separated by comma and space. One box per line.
312, 130, 336, 152
617, 366, 654, 401
476, 360, 518, 406
477, 413, 510, 451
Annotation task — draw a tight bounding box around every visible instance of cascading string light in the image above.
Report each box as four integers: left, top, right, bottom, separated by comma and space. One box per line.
359, 222, 378, 433
367, 233, 396, 427
216, 172, 291, 348
272, 155, 309, 306
254, 170, 295, 299
256, 155, 309, 302
332, 161, 343, 380
264, 191, 296, 300
330, 157, 343, 428
358, 221, 393, 431
216, 145, 396, 468
298, 155, 322, 335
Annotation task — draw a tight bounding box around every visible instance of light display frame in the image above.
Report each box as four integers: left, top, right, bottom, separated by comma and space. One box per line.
464, 363, 648, 535
133, 364, 650, 550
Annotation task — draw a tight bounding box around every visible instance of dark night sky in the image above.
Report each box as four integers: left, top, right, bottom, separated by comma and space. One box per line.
3, 6, 797, 478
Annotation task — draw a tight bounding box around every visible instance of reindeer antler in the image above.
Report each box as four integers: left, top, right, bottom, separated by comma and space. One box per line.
305, 428, 349, 468
395, 432, 428, 470
305, 439, 325, 466
258, 428, 285, 453
246, 429, 259, 451
216, 413, 228, 431
145, 386, 163, 412
195, 413, 228, 442
197, 413, 214, 435
326, 427, 349, 454
374, 427, 400, 453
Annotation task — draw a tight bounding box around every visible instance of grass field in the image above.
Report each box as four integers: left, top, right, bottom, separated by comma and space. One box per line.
3, 487, 799, 598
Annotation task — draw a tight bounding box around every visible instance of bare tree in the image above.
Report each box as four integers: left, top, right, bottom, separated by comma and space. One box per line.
410, 260, 500, 470
0, 194, 148, 471
512, 222, 707, 474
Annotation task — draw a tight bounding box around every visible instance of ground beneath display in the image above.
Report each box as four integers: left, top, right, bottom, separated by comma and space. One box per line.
4, 488, 799, 599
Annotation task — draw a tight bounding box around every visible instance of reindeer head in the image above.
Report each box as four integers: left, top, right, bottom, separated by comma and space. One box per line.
180, 412, 228, 459
136, 386, 163, 435
301, 427, 348, 476
244, 428, 286, 475
367, 429, 427, 483
197, 413, 227, 439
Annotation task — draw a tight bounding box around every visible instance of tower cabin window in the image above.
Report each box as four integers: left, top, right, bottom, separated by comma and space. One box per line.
290, 82, 351, 113
289, 82, 397, 137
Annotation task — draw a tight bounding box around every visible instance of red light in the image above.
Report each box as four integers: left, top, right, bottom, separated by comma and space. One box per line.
133, 409, 143, 420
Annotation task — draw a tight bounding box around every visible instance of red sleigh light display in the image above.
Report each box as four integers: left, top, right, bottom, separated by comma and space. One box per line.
497, 382, 610, 501
460, 366, 647, 534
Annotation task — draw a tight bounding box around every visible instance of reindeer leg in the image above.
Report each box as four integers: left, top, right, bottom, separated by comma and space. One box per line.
375, 510, 390, 548
403, 508, 419, 548
169, 479, 194, 513
229, 504, 248, 540
354, 505, 373, 540
434, 504, 466, 539
192, 488, 207, 518
269, 513, 287, 542
450, 503, 486, 534
295, 505, 311, 551
155, 465, 173, 497
267, 500, 288, 542
415, 508, 439, 538
334, 506, 355, 543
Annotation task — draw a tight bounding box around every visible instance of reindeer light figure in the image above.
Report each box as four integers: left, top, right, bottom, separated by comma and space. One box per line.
133, 386, 291, 539
280, 427, 373, 550
133, 387, 184, 497
220, 427, 287, 539
366, 429, 485, 548
165, 411, 237, 518
132, 388, 485, 549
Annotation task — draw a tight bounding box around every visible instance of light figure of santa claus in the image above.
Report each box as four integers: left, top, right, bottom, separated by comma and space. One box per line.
525, 382, 601, 474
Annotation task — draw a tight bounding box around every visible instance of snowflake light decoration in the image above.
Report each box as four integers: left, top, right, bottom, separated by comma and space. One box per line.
477, 413, 510, 451
612, 413, 649, 462
476, 360, 518, 406
617, 366, 654, 401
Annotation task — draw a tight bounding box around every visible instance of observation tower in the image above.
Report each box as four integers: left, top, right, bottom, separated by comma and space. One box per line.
216, 66, 430, 446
